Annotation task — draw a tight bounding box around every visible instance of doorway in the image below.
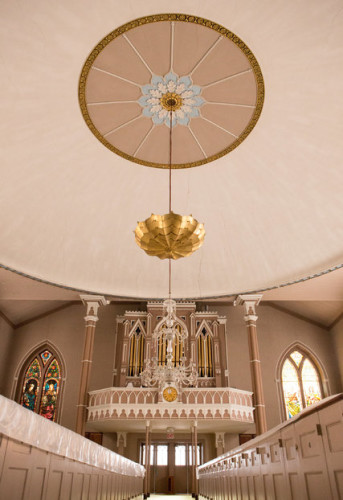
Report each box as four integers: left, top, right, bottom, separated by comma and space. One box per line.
141, 442, 201, 494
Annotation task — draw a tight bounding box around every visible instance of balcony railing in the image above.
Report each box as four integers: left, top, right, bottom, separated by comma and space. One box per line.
88, 386, 254, 424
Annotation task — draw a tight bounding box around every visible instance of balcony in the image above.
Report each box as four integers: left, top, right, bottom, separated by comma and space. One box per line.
87, 387, 254, 433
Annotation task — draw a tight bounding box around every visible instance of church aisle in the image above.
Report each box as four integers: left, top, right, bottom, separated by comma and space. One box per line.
150, 496, 192, 499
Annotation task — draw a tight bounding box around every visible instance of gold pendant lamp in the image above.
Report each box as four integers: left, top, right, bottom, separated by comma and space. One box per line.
134, 106, 205, 261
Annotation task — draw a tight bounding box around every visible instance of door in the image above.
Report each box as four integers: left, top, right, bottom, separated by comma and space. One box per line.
141, 442, 202, 494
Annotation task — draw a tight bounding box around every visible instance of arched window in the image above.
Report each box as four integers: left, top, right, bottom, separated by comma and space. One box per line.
18, 347, 63, 422
281, 348, 323, 420
157, 322, 185, 367
197, 325, 213, 377
128, 324, 145, 376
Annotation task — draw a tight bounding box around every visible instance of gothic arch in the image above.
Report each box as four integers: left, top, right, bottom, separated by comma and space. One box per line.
128, 320, 146, 376
276, 341, 329, 421
196, 321, 214, 377
15, 341, 66, 424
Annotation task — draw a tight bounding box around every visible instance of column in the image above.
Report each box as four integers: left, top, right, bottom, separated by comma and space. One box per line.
193, 421, 198, 499
215, 432, 225, 456
117, 432, 127, 456
235, 294, 267, 435
144, 420, 150, 498
76, 295, 107, 435
191, 424, 195, 496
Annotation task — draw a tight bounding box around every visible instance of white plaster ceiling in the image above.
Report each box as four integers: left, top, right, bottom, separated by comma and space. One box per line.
1, 0, 343, 299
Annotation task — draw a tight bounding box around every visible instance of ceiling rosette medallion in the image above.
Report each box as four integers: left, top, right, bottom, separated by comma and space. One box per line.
139, 72, 204, 127
79, 13, 264, 169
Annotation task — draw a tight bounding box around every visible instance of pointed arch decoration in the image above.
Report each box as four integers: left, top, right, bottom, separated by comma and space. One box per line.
128, 320, 146, 376
277, 343, 329, 421
17, 344, 64, 423
196, 320, 213, 377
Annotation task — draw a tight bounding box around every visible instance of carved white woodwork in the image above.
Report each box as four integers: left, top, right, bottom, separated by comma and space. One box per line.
87, 387, 254, 423
80, 294, 108, 321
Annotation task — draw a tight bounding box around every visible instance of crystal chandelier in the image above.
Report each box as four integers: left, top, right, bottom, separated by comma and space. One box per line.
136, 107, 201, 392
140, 299, 198, 389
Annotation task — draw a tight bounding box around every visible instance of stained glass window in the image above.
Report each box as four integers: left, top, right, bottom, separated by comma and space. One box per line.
19, 348, 62, 422
302, 359, 322, 407
40, 350, 52, 366
282, 359, 302, 418
281, 349, 323, 420
290, 351, 303, 366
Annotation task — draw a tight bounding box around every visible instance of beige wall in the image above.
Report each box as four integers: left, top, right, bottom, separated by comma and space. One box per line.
2, 301, 341, 437
3, 304, 85, 430
2, 302, 143, 431
330, 316, 343, 388
214, 303, 342, 430
0, 316, 13, 395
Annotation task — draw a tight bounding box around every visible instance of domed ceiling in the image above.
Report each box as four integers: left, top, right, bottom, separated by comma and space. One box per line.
0, 0, 343, 299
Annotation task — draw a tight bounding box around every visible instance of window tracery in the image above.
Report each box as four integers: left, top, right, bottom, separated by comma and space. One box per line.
281, 348, 323, 419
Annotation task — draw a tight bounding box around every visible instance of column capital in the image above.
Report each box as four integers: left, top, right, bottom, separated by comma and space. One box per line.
80, 294, 108, 321
234, 294, 262, 320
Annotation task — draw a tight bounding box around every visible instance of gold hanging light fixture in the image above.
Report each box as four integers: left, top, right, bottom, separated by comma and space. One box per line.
134, 107, 205, 260
135, 107, 204, 393
134, 212, 205, 260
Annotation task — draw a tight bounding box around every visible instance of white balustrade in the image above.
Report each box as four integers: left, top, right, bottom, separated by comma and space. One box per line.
88, 386, 254, 423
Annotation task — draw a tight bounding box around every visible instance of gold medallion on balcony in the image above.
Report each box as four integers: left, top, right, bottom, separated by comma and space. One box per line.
134, 212, 205, 260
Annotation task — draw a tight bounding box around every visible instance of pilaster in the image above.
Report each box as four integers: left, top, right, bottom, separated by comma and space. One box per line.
235, 294, 267, 435
75, 295, 107, 435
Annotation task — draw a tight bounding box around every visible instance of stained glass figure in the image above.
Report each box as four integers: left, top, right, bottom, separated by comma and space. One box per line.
40, 358, 60, 421
281, 349, 323, 420
40, 350, 52, 366
40, 378, 58, 421
21, 358, 41, 412
302, 359, 322, 406
290, 351, 303, 366
282, 359, 302, 418
22, 379, 39, 411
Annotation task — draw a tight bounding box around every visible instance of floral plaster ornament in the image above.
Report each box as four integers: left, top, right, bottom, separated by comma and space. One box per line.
139, 72, 204, 127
